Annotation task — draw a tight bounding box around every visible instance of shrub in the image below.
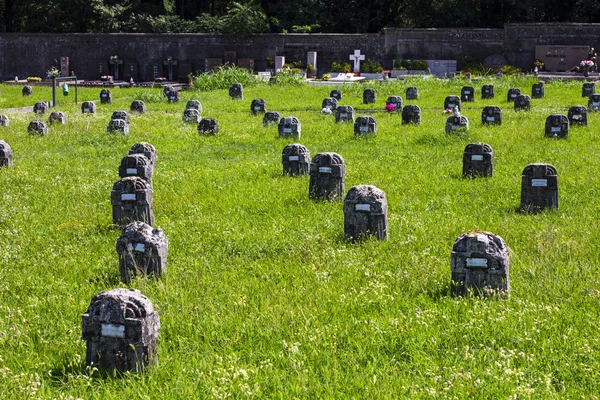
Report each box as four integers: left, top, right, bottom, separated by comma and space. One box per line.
393, 57, 405, 70
192, 65, 264, 91
361, 59, 383, 73
500, 65, 523, 75
401, 59, 428, 70
26, 77, 42, 82
330, 61, 351, 73
270, 67, 307, 87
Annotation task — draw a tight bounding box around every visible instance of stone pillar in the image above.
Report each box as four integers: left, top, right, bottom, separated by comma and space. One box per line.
307, 51, 317, 72
275, 56, 285, 74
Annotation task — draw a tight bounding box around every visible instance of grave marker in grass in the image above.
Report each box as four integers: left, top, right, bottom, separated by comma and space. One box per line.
481, 106, 501, 125
282, 144, 310, 176
462, 142, 493, 178
520, 163, 558, 212
0, 140, 13, 167
28, 120, 48, 135
335, 106, 355, 123
278, 116, 301, 138
111, 176, 154, 226
481, 84, 494, 99
461, 86, 474, 102
343, 185, 388, 241
263, 111, 281, 125
354, 116, 377, 136
545, 114, 569, 138
309, 152, 345, 201
116, 221, 168, 283
568, 106, 587, 126
402, 104, 421, 124
514, 94, 531, 111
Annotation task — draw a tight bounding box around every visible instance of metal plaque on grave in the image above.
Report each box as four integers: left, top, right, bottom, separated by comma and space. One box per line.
463, 142, 494, 178
481, 85, 494, 99
544, 114, 569, 138
568, 106, 588, 126
520, 163, 558, 212
482, 106, 502, 125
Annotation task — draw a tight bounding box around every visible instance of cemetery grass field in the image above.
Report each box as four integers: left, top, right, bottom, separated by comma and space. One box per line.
1, 77, 600, 399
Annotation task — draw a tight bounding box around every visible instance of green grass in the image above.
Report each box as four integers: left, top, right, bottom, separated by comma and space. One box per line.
1, 76, 599, 398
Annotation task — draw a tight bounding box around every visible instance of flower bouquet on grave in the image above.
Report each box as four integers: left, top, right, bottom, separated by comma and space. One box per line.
385, 104, 395, 112
46, 67, 60, 79
534, 59, 545, 69
100, 75, 114, 82
580, 60, 595, 76
155, 77, 167, 82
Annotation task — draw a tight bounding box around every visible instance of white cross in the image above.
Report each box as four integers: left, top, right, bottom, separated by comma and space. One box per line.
349, 49, 365, 73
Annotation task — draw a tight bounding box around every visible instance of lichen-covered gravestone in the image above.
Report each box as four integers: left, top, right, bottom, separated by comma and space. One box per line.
444, 96, 461, 111
251, 98, 267, 115
81, 101, 96, 114
481, 106, 502, 125
116, 221, 168, 283
520, 163, 558, 212
229, 83, 243, 100
354, 116, 377, 136
100, 89, 112, 104
0, 115, 10, 127
186, 100, 202, 112
182, 109, 201, 124
451, 231, 510, 295
545, 114, 569, 138
385, 96, 403, 112
330, 89, 342, 101
28, 120, 48, 135
531, 82, 544, 99
278, 116, 301, 138
335, 106, 355, 123
568, 106, 588, 126
514, 94, 531, 111
587, 94, 600, 112
119, 154, 153, 184
461, 86, 475, 102
0, 140, 13, 167
445, 114, 469, 134
321, 97, 338, 112
197, 118, 220, 135
582, 82, 595, 97
107, 119, 129, 134
263, 111, 281, 125
343, 185, 388, 241
309, 152, 345, 201
48, 111, 67, 125
112, 110, 129, 122
111, 176, 154, 226
166, 89, 180, 103
33, 101, 49, 114
507, 88, 521, 102
22, 85, 33, 96
462, 142, 493, 178
130, 100, 147, 114
481, 85, 494, 99
129, 142, 157, 172
363, 89, 376, 104
406, 86, 418, 100
402, 105, 421, 125
81, 288, 160, 372
282, 144, 311, 176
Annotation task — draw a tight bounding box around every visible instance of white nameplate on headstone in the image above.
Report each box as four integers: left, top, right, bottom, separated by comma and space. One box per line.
486, 117, 495, 122
464, 91, 470, 94
283, 128, 292, 133
340, 113, 347, 118
288, 156, 299, 161
360, 125, 369, 132
126, 168, 137, 175
594, 102, 599, 106
135, 243, 145, 252
511, 94, 517, 98
121, 193, 136, 201
355, 204, 371, 211
572, 115, 581, 120
531, 179, 548, 187
448, 103, 455, 108
319, 167, 332, 173
466, 258, 488, 268
471, 155, 484, 161
101, 323, 125, 338
254, 106, 261, 111
551, 127, 561, 133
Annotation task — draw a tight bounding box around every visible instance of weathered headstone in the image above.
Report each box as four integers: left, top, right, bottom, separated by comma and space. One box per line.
481, 84, 494, 99
335, 105, 355, 123
363, 89, 376, 104
111, 110, 129, 122
81, 101, 96, 114
107, 119, 129, 134
186, 100, 202, 112
28, 120, 48, 135
507, 88, 521, 102
116, 221, 168, 283
119, 154, 153, 184
81, 288, 160, 372
463, 142, 493, 178
282, 144, 311, 176
343, 185, 388, 241
229, 83, 243, 100
275, 56, 285, 73
520, 163, 558, 212
402, 104, 421, 125
197, 118, 220, 135
445, 114, 469, 133
166, 89, 180, 103
130, 100, 146, 114
182, 109, 201, 124
330, 89, 342, 101
406, 86, 418, 100
354, 116, 377, 136
461, 86, 475, 102
531, 82, 545, 99
321, 97, 338, 112
385, 96, 403, 112
278, 116, 301, 138
582, 82, 595, 97
0, 115, 10, 127
481, 106, 502, 125
309, 152, 345, 201
33, 101, 49, 114
544, 114, 569, 138
48, 111, 67, 125
451, 231, 510, 295
568, 106, 588, 126
111, 176, 154, 226
100, 89, 112, 104
514, 94, 531, 111
263, 111, 281, 125
444, 96, 461, 111
0, 140, 13, 167
587, 94, 600, 112
251, 98, 267, 115
129, 143, 157, 170
22, 85, 33, 96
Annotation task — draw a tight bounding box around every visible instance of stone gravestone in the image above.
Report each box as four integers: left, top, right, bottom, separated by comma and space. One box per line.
520, 163, 558, 212
119, 154, 153, 184
463, 142, 494, 178
307, 51, 317, 73
402, 105, 421, 125
81, 101, 96, 114
112, 110, 129, 122
186, 100, 202, 112
582, 82, 595, 97
22, 85, 33, 96
197, 118, 220, 135
481, 106, 502, 125
81, 288, 159, 373
282, 144, 311, 176
544, 114, 569, 138
461, 86, 475, 102
481, 84, 494, 99
0, 115, 9, 127
568, 106, 588, 126
48, 111, 67, 125
237, 59, 254, 71
309, 152, 345, 201
363, 89, 376, 104
116, 221, 168, 283
28, 120, 48, 135
275, 56, 285, 73
278, 116, 301, 138
587, 94, 600, 112
406, 87, 418, 100
107, 119, 129, 135
531, 82, 545, 99
33, 101, 49, 114
507, 88, 521, 102
182, 109, 201, 124
0, 140, 13, 167
335, 106, 355, 123
514, 94, 531, 111
130, 100, 146, 114
111, 176, 154, 227
330, 89, 342, 101
322, 97, 338, 112
354, 116, 377, 136
129, 142, 157, 170
343, 185, 388, 241
263, 111, 281, 125
446, 114, 469, 134
251, 99, 267, 115
444, 96, 461, 111
229, 83, 243, 100
166, 89, 180, 103
450, 231, 510, 295
100, 89, 112, 104
385, 96, 403, 112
